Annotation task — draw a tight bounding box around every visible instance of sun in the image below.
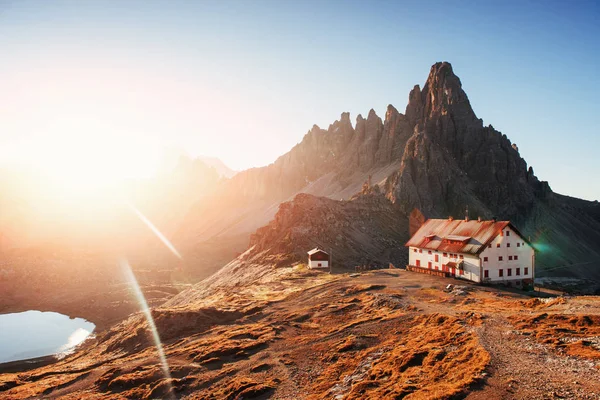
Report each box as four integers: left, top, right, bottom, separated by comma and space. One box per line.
23, 125, 162, 200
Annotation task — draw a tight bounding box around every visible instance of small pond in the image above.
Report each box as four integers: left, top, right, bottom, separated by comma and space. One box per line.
0, 310, 95, 364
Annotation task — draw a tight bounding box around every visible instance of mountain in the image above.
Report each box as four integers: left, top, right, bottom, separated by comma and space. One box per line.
248, 192, 408, 269
197, 156, 237, 178
0, 155, 222, 261
174, 62, 600, 280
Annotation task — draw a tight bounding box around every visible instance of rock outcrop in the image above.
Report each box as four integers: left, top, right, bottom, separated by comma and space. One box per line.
248, 193, 408, 268
391, 62, 539, 219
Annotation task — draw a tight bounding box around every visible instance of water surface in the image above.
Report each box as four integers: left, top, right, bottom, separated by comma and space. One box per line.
0, 310, 95, 363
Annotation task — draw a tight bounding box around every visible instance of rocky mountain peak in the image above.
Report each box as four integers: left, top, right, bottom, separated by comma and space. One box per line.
422, 61, 477, 123
405, 84, 423, 126
405, 61, 478, 130
385, 104, 400, 120
340, 111, 351, 124
329, 112, 354, 133
310, 124, 321, 133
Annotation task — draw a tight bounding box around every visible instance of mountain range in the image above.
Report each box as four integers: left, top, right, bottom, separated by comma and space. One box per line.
0, 62, 598, 283
172, 62, 600, 281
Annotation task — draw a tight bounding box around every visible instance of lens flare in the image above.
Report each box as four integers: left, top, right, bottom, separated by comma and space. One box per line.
128, 203, 182, 259
532, 241, 551, 254
120, 259, 173, 396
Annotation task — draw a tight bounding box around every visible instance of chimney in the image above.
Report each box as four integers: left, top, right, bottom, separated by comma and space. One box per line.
477, 216, 481, 222
448, 216, 454, 221
492, 217, 497, 222
465, 205, 469, 222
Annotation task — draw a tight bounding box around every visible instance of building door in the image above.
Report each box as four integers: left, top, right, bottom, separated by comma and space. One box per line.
416, 260, 420, 267
451, 267, 456, 277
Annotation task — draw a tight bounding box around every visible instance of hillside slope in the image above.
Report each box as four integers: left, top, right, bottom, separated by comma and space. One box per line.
248, 192, 408, 269
5, 268, 600, 399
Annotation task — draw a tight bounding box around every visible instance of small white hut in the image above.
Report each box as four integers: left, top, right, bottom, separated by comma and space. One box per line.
307, 248, 330, 269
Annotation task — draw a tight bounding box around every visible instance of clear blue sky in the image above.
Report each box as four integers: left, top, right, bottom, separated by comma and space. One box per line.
0, 0, 599, 200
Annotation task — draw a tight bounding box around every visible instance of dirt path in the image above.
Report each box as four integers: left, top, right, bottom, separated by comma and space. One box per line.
466, 313, 600, 400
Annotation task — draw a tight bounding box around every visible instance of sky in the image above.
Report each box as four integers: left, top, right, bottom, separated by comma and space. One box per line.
0, 0, 599, 200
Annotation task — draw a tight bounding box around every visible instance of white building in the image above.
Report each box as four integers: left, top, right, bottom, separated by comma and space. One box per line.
405, 218, 535, 287
307, 248, 330, 269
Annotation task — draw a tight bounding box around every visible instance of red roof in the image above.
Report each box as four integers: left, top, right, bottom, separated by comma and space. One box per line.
405, 219, 523, 255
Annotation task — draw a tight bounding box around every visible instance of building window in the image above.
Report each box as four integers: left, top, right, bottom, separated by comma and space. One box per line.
483, 257, 488, 262
460, 269, 464, 275
413, 248, 417, 252
522, 242, 525, 246
524, 267, 529, 275
428, 262, 432, 269
506, 231, 510, 236
496, 243, 500, 248
318, 263, 322, 267
509, 256, 513, 260
508, 268, 512, 276
517, 243, 521, 247
427, 250, 431, 255
507, 243, 511, 247
499, 269, 504, 277
516, 268, 521, 276
499, 256, 503, 261
443, 253, 448, 257
435, 255, 439, 262
514, 255, 518, 260
459, 255, 464, 259
484, 270, 489, 278
488, 244, 492, 248
419, 249, 422, 253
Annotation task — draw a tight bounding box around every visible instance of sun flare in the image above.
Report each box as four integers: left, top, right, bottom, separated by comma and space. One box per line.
10, 125, 163, 199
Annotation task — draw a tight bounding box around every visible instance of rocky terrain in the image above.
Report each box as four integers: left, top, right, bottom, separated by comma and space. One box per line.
3, 260, 600, 399
248, 192, 408, 269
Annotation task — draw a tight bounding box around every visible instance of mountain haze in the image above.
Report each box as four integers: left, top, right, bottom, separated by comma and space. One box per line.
197, 156, 237, 179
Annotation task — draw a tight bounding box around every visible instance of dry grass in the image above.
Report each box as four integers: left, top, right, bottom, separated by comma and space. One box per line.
343, 284, 387, 296
305, 314, 489, 399
509, 313, 600, 360
0, 271, 497, 399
